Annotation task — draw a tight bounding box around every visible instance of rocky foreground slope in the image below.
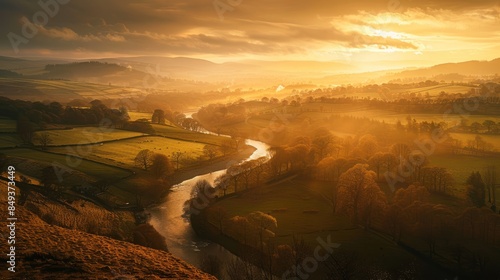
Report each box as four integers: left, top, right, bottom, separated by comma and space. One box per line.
0, 182, 215, 280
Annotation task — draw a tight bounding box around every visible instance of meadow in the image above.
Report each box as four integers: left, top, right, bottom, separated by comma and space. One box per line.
33, 127, 144, 146
0, 77, 142, 102
151, 124, 227, 146
49, 135, 216, 168
209, 180, 434, 276
1, 148, 131, 179
0, 118, 16, 132
0, 134, 21, 148
428, 154, 500, 199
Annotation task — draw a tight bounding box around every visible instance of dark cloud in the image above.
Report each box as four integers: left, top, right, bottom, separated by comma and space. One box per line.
0, 0, 497, 57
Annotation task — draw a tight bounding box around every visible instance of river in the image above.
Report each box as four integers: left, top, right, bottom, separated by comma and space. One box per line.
148, 137, 270, 277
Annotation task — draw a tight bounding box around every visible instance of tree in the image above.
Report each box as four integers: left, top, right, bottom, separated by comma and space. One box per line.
203, 144, 218, 160
151, 154, 173, 179
312, 128, 334, 160
152, 109, 166, 124
134, 149, 154, 170
17, 116, 35, 144
33, 132, 53, 150
171, 151, 184, 170
483, 120, 496, 133
466, 172, 486, 207
247, 211, 278, 251
368, 152, 385, 180
484, 165, 497, 210
336, 164, 384, 224
92, 179, 111, 193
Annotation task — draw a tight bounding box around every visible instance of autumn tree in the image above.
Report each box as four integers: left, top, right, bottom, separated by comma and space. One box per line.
247, 211, 278, 251
484, 165, 497, 210
466, 171, 486, 207
151, 109, 165, 124
17, 116, 35, 144
312, 128, 334, 161
203, 144, 218, 160
134, 149, 154, 170
336, 164, 386, 226
171, 151, 184, 170
151, 154, 174, 179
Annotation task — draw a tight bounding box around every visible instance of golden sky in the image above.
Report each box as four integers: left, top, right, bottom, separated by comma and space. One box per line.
1, 0, 499, 70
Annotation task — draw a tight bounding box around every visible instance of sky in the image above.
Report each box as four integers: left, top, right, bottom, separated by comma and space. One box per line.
1, 0, 499, 70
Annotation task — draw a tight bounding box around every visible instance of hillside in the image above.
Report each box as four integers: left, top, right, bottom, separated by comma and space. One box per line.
0, 181, 216, 280
385, 58, 500, 82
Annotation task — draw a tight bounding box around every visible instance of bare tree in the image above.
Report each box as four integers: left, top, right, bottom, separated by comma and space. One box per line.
203, 144, 218, 160
33, 132, 53, 150
134, 149, 154, 170
171, 151, 184, 170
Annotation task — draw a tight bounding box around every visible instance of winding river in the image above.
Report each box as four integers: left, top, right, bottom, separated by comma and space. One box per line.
149, 137, 270, 275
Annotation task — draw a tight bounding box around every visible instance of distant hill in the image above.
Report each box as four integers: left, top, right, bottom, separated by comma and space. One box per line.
384, 58, 500, 82
0, 69, 22, 78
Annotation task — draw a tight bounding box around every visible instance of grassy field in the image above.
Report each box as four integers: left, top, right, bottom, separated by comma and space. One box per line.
49, 135, 216, 167
449, 132, 500, 150
151, 124, 227, 146
0, 78, 143, 102
128, 111, 153, 121
0, 119, 16, 133
2, 148, 131, 179
33, 127, 144, 146
0, 134, 21, 148
428, 154, 500, 199
210, 180, 426, 275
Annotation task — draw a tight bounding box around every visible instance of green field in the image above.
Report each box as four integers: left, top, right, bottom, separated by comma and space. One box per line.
128, 111, 153, 121
2, 148, 131, 179
449, 132, 500, 150
0, 119, 16, 133
210, 180, 424, 274
0, 134, 21, 148
151, 124, 227, 146
0, 78, 143, 102
33, 127, 144, 146
428, 154, 500, 198
49, 135, 216, 167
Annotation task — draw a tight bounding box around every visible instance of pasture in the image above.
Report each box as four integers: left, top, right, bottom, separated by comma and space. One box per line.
428, 154, 500, 199
151, 124, 227, 146
49, 135, 217, 168
0, 134, 21, 148
0, 78, 143, 102
0, 118, 16, 133
33, 127, 144, 146
210, 179, 426, 274
1, 148, 131, 179
449, 132, 500, 150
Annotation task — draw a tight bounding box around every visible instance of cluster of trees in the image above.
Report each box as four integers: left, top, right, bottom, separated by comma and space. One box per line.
196, 103, 247, 131
1, 98, 130, 144
150, 108, 203, 132
134, 149, 174, 179
452, 119, 500, 135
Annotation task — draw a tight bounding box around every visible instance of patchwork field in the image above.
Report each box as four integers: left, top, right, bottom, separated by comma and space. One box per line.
0, 78, 143, 102
49, 135, 218, 167
33, 127, 144, 146
0, 118, 16, 132
151, 124, 227, 146
0, 133, 21, 148
210, 180, 434, 276
1, 148, 131, 179
428, 154, 500, 198
449, 132, 500, 150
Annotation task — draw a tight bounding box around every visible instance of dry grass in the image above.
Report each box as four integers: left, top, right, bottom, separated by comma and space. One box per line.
25, 193, 135, 241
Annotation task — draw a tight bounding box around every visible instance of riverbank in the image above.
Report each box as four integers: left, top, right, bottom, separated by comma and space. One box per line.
169, 144, 256, 186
